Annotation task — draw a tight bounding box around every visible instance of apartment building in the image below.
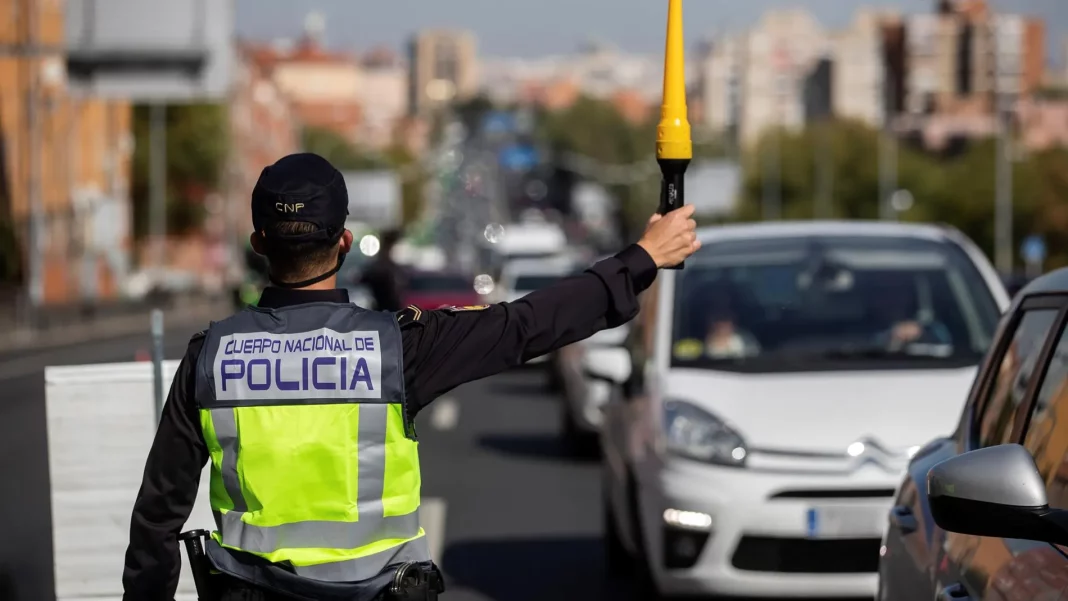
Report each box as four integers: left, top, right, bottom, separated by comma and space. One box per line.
408, 29, 478, 116
245, 18, 365, 145
738, 10, 828, 146
0, 0, 133, 306
359, 48, 408, 150
228, 43, 300, 241
900, 0, 1045, 149
699, 33, 746, 137
832, 10, 890, 127
480, 42, 668, 114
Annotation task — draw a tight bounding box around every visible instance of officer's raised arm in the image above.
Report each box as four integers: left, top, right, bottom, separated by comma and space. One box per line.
401, 205, 700, 413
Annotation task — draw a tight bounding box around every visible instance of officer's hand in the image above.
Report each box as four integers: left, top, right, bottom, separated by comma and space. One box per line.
637, 205, 701, 268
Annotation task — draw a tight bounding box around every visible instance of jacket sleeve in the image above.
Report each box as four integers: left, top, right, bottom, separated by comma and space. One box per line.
399, 244, 657, 414
122, 335, 210, 601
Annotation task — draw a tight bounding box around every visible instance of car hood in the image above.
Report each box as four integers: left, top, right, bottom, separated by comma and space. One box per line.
661, 367, 977, 453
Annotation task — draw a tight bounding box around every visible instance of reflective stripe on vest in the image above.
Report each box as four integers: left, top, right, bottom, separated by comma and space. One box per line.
195, 303, 428, 582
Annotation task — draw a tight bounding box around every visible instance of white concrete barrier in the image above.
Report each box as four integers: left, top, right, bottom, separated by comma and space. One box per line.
45, 361, 213, 601
44, 361, 450, 601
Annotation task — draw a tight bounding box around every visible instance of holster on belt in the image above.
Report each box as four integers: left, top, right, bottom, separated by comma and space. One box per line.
180, 530, 222, 601
385, 562, 445, 601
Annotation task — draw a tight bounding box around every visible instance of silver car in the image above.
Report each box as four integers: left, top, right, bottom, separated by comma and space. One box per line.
879, 267, 1068, 601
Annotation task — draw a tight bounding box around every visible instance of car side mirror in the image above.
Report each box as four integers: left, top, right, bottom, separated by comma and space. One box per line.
583, 347, 631, 384
587, 324, 630, 347
927, 444, 1068, 545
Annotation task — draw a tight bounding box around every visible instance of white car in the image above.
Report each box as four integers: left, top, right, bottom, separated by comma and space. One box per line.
554, 322, 629, 452
495, 257, 575, 363
590, 221, 1009, 599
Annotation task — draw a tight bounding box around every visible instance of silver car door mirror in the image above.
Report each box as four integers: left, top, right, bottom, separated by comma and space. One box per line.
927, 444, 1068, 545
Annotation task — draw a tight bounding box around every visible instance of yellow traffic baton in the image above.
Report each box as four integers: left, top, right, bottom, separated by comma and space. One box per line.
656, 0, 692, 269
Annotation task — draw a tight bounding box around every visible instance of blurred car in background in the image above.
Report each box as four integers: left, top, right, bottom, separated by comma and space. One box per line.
546, 255, 628, 452
555, 322, 629, 453
495, 257, 575, 369
403, 270, 487, 310
492, 219, 567, 261
589, 221, 1009, 599
495, 256, 574, 303
877, 267, 1068, 601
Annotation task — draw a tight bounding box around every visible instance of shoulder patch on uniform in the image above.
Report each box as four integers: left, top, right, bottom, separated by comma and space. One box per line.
396, 305, 427, 328
442, 305, 490, 313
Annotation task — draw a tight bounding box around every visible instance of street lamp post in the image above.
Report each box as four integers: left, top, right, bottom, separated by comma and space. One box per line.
993, 19, 1014, 275
25, 0, 43, 317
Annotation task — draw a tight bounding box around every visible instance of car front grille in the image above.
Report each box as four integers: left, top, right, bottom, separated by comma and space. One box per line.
731, 536, 881, 573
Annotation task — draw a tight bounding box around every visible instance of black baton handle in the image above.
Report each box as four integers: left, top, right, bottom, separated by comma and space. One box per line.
180, 530, 219, 601
656, 158, 690, 271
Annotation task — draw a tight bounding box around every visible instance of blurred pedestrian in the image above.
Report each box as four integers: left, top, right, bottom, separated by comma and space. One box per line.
121, 152, 700, 601
360, 228, 405, 311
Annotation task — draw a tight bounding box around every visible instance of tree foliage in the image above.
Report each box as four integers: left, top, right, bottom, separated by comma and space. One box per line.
131, 103, 229, 238
536, 95, 728, 240
736, 119, 1068, 269
301, 127, 426, 227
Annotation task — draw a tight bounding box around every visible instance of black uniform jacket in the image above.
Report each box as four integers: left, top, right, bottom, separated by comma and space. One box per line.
122, 244, 657, 600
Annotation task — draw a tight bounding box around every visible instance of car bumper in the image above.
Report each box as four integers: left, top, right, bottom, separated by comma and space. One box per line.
640, 458, 897, 597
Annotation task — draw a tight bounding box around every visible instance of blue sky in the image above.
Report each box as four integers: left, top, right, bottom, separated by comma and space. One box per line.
235, 0, 1066, 63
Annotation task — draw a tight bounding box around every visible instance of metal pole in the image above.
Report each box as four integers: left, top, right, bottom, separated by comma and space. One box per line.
151, 309, 165, 422
762, 128, 781, 221
879, 71, 898, 220
994, 23, 1013, 274
149, 104, 168, 270
815, 120, 833, 219
26, 0, 43, 310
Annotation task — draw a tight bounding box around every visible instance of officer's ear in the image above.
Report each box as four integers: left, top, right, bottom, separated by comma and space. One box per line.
339, 229, 353, 254
250, 232, 267, 256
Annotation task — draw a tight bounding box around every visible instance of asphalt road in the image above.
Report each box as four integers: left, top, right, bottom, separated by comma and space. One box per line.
0, 324, 204, 601
0, 321, 637, 601
0, 326, 866, 601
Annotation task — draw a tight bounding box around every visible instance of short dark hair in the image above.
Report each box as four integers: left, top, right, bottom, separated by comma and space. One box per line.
263, 221, 339, 283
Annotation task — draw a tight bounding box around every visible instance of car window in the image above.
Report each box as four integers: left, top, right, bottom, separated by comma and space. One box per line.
976, 310, 1059, 448
1022, 320, 1068, 508
669, 235, 1001, 373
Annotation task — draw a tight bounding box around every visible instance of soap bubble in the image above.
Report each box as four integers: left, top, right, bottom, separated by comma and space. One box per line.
483, 223, 505, 244
359, 235, 380, 256
473, 274, 495, 295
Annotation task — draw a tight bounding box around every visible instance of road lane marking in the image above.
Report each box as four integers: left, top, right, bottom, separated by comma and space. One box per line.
421, 497, 447, 563
430, 397, 459, 430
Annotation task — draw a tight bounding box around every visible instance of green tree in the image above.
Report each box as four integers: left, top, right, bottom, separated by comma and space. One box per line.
131, 103, 229, 238
301, 127, 428, 227
535, 96, 730, 239
734, 118, 1068, 271
301, 127, 386, 171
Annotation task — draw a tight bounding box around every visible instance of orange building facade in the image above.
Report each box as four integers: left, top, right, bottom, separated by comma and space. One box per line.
0, 0, 134, 307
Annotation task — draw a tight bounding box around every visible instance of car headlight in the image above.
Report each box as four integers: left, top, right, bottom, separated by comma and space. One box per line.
663, 399, 747, 467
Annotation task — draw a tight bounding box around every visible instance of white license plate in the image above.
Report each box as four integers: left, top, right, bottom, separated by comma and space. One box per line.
805, 505, 885, 539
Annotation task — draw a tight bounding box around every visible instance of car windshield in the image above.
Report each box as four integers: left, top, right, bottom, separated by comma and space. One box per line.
670, 235, 1001, 373
514, 274, 562, 291
408, 273, 472, 292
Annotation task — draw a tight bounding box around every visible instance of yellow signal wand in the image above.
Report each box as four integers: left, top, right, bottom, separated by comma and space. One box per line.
656, 0, 692, 269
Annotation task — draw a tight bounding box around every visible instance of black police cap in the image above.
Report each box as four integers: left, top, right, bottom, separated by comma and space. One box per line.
251, 153, 350, 243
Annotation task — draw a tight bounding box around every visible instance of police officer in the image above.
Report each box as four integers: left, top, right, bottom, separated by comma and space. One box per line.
122, 153, 700, 601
